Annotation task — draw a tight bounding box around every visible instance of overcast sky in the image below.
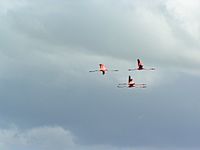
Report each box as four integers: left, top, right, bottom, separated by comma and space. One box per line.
0, 0, 200, 149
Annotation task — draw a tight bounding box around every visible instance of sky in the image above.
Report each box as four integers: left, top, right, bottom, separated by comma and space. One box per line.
0, 0, 200, 149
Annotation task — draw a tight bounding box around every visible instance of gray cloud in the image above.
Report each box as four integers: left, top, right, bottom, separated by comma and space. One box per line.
0, 125, 199, 150
1, 0, 199, 73
1, 74, 200, 148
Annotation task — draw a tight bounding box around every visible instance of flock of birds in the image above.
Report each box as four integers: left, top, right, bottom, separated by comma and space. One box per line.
89, 59, 155, 88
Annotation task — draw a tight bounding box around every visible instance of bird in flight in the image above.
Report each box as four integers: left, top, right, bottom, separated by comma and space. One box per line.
128, 59, 155, 71
89, 64, 119, 75
117, 75, 146, 88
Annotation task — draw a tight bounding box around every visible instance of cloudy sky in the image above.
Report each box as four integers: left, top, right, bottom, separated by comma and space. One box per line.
0, 0, 200, 149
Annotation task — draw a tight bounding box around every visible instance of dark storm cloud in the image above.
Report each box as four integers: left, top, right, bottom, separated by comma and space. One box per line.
0, 0, 200, 149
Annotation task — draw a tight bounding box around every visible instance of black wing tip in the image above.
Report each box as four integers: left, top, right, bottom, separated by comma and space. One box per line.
128, 69, 135, 71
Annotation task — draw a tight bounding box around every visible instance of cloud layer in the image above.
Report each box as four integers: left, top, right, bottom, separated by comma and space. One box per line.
0, 0, 200, 149
0, 126, 199, 150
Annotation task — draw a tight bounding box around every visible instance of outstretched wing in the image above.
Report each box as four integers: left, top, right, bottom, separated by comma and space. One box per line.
142, 68, 155, 70
109, 69, 119, 72
117, 82, 127, 88
134, 84, 147, 88
118, 84, 146, 88
118, 83, 127, 85
128, 68, 137, 71
89, 70, 99, 72
117, 85, 127, 88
